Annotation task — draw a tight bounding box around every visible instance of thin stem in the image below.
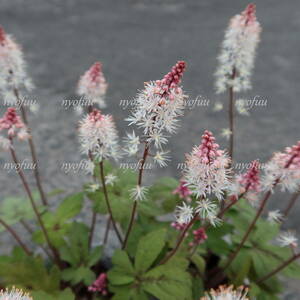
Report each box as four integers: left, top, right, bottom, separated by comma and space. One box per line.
122, 143, 149, 250
14, 88, 48, 206
256, 253, 300, 284
99, 161, 123, 244
222, 190, 271, 272
211, 156, 297, 286
9, 142, 62, 267
88, 212, 97, 248
283, 190, 300, 218
0, 218, 32, 256
103, 216, 111, 245
228, 68, 236, 163
159, 216, 197, 265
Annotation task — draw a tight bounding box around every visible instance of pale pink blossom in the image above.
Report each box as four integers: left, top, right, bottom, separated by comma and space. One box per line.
215, 4, 261, 93
127, 61, 187, 150
171, 221, 187, 231
184, 130, 231, 200
262, 141, 300, 193
0, 107, 30, 143
78, 62, 108, 108
0, 287, 32, 300
78, 109, 120, 161
88, 273, 108, 295
189, 227, 207, 247
0, 26, 33, 101
201, 285, 248, 300
173, 180, 192, 202
238, 159, 261, 193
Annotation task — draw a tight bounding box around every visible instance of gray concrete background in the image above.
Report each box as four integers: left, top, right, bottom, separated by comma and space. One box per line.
0, 0, 299, 296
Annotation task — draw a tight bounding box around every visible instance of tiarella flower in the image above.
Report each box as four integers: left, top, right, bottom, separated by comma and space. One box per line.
184, 130, 231, 200
220, 128, 232, 140
0, 26, 33, 101
105, 173, 118, 186
0, 136, 10, 151
201, 285, 248, 300
0, 107, 30, 144
195, 199, 220, 226
175, 202, 194, 225
88, 273, 108, 295
215, 4, 261, 93
189, 227, 207, 247
78, 62, 108, 108
127, 61, 187, 153
86, 183, 100, 193
171, 221, 187, 231
0, 287, 32, 300
236, 99, 250, 116
78, 109, 120, 161
123, 131, 140, 156
213, 102, 223, 112
238, 160, 261, 193
262, 142, 300, 193
267, 210, 283, 224
153, 150, 170, 167
277, 231, 298, 248
130, 185, 148, 201
173, 180, 193, 202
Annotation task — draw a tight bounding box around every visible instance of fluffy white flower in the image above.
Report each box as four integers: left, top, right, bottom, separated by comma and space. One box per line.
84, 160, 95, 175
0, 27, 34, 97
77, 62, 108, 108
261, 143, 300, 193
130, 185, 148, 201
220, 128, 232, 140
201, 285, 248, 300
127, 61, 186, 150
184, 131, 231, 200
0, 287, 32, 300
213, 102, 223, 112
0, 136, 11, 151
153, 150, 170, 167
215, 4, 261, 94
235, 99, 250, 116
195, 199, 218, 220
175, 202, 194, 224
105, 173, 118, 186
86, 183, 100, 193
267, 210, 283, 224
277, 231, 298, 248
78, 109, 120, 161
123, 131, 140, 156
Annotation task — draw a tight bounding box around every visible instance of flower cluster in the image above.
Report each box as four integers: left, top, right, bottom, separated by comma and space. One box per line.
78, 109, 120, 162
88, 273, 108, 296
201, 285, 248, 300
189, 227, 207, 247
277, 231, 298, 248
184, 130, 231, 200
0, 287, 32, 300
238, 160, 261, 192
173, 180, 192, 202
0, 26, 33, 102
125, 61, 187, 165
77, 62, 108, 108
0, 107, 30, 150
215, 4, 261, 93
262, 141, 300, 193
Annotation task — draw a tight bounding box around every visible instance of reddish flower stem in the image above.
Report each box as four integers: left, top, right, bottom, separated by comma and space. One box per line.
122, 142, 149, 250
14, 88, 48, 206
159, 215, 197, 265
9, 140, 62, 268
256, 253, 300, 284
99, 161, 123, 244
0, 218, 31, 256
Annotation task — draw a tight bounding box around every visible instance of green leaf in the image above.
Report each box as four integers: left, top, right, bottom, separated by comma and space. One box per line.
142, 265, 192, 300
56, 192, 84, 221
191, 254, 205, 274
135, 228, 166, 272
62, 266, 95, 285
31, 288, 75, 300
